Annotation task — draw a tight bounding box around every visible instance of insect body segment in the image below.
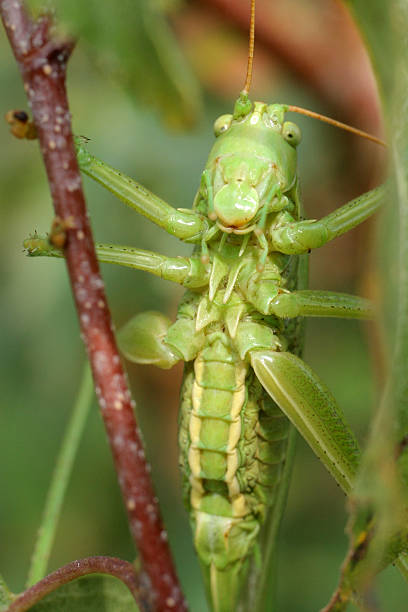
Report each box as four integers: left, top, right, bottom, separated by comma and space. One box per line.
120, 274, 292, 611
180, 327, 291, 612
199, 98, 299, 243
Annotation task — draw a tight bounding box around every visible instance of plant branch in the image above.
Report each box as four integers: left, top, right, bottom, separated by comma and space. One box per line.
0, 2, 186, 610
6, 556, 150, 612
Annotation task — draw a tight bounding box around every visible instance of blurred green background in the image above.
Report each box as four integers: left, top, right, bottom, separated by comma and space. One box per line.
0, 0, 405, 609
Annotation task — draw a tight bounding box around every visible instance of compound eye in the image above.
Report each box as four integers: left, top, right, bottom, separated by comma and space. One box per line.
214, 114, 233, 137
282, 121, 302, 146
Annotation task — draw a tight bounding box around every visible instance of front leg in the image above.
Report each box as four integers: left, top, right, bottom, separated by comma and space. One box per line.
269, 185, 385, 254
76, 139, 206, 242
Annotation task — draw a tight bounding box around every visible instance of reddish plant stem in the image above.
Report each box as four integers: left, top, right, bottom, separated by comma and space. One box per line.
7, 556, 150, 612
0, 2, 186, 610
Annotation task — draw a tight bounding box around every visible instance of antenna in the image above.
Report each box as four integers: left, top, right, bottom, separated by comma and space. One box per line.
288, 105, 386, 147
243, 0, 255, 94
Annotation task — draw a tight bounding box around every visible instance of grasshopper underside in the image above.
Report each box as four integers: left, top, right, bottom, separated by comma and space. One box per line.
28, 92, 383, 610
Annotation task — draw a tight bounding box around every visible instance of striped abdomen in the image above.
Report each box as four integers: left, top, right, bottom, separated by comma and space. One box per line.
178, 335, 290, 610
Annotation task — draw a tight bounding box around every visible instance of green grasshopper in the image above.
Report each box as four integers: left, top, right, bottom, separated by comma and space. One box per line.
26, 2, 387, 610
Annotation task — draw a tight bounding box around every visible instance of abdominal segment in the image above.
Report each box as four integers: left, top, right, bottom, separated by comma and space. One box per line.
178, 336, 290, 585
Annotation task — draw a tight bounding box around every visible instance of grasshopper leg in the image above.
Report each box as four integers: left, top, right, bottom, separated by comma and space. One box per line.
118, 310, 205, 369
270, 185, 385, 254
24, 237, 209, 289
251, 350, 361, 494
118, 311, 180, 369
269, 289, 374, 319
76, 139, 206, 242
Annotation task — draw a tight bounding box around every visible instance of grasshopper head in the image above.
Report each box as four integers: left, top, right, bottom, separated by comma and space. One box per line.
206, 95, 301, 231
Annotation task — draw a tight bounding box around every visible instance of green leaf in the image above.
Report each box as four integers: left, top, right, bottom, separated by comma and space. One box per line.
29, 574, 140, 611
28, 0, 202, 127
346, 0, 408, 514
321, 1, 408, 599
346, 0, 408, 459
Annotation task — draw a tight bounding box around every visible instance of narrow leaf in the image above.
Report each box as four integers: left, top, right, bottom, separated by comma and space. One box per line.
320, 2, 408, 604
27, 363, 94, 586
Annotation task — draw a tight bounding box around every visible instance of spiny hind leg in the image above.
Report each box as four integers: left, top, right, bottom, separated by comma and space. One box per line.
250, 349, 361, 495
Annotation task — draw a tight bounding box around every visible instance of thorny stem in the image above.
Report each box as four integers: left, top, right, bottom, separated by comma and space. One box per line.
26, 363, 94, 587
6, 557, 151, 612
0, 2, 186, 610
